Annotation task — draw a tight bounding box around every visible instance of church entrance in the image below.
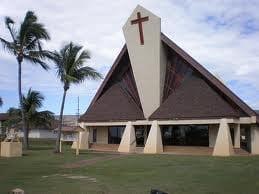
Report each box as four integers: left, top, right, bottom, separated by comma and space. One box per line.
135, 125, 151, 147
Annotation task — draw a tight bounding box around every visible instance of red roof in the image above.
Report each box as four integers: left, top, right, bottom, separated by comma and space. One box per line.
0, 113, 8, 121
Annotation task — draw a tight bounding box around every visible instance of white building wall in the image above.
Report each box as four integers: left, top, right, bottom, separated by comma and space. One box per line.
96, 127, 108, 144
123, 5, 166, 118
88, 127, 93, 143
18, 129, 57, 139
88, 127, 108, 144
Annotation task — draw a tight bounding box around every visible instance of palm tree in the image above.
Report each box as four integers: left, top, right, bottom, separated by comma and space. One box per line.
0, 11, 51, 149
5, 89, 54, 148
49, 42, 102, 153
0, 97, 3, 107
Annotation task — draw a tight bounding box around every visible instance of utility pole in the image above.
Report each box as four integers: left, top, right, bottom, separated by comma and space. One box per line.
76, 96, 80, 125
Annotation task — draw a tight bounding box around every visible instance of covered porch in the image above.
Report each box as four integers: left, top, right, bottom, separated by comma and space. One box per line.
80, 117, 259, 156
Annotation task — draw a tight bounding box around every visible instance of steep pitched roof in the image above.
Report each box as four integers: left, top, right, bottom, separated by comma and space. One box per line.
80, 33, 257, 122
159, 33, 256, 117
255, 110, 259, 123
80, 83, 144, 122
79, 47, 144, 122
0, 113, 8, 121
88, 45, 127, 109
150, 73, 244, 119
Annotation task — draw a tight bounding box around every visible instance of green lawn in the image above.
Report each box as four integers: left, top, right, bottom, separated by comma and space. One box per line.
1, 140, 259, 194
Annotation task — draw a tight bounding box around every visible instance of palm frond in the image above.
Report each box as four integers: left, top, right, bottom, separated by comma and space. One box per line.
74, 49, 91, 67
22, 88, 44, 112
23, 54, 49, 70
30, 110, 54, 129
47, 51, 62, 64
73, 66, 103, 83
50, 42, 102, 87
27, 50, 52, 59
7, 107, 21, 116
19, 11, 50, 48
4, 16, 17, 42
5, 95, 54, 130
5, 17, 14, 26
19, 11, 37, 40
25, 38, 38, 50
4, 107, 22, 129
0, 37, 16, 54
62, 42, 83, 73
24, 11, 37, 22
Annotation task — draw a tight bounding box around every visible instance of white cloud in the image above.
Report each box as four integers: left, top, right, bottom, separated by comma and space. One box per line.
0, 0, 259, 112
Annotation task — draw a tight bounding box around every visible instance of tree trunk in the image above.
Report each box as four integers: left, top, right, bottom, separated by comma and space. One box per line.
18, 59, 28, 150
55, 88, 67, 153
26, 124, 30, 149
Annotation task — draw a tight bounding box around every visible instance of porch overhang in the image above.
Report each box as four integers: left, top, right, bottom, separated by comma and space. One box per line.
80, 116, 256, 127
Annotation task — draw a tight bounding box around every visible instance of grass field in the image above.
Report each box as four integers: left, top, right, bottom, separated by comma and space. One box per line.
1, 140, 259, 194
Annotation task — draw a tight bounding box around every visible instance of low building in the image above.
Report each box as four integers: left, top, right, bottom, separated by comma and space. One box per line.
53, 115, 80, 141
79, 6, 259, 156
17, 128, 57, 139
54, 125, 80, 142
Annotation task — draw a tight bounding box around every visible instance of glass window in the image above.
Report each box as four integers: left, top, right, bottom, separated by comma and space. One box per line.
108, 126, 125, 144
162, 125, 209, 146
161, 126, 174, 145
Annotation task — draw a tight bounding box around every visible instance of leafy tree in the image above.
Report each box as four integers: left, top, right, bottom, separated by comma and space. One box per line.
5, 89, 54, 148
0, 11, 51, 149
49, 42, 102, 153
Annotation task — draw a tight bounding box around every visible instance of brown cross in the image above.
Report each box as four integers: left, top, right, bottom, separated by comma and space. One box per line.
131, 12, 149, 45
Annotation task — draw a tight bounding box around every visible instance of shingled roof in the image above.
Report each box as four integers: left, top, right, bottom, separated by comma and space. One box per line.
160, 33, 256, 118
80, 33, 257, 123
150, 73, 245, 120
0, 113, 8, 121
79, 48, 144, 122
80, 83, 144, 122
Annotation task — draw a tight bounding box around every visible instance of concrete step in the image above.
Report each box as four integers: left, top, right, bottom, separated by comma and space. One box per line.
89, 143, 119, 152
234, 148, 250, 156
135, 147, 144, 153
163, 146, 213, 155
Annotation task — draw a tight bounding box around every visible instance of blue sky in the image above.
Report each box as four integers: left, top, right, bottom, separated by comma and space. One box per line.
0, 0, 259, 115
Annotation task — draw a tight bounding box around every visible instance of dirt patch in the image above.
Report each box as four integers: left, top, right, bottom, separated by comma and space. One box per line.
42, 174, 97, 182
62, 154, 127, 169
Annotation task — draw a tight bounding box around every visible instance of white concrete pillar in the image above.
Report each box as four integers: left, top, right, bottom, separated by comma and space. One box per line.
118, 121, 136, 153
209, 125, 219, 148
251, 125, 259, 154
234, 124, 240, 148
71, 131, 89, 150
88, 127, 93, 143
213, 118, 234, 156
144, 120, 163, 154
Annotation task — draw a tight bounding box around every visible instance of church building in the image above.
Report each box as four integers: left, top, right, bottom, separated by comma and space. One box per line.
79, 5, 259, 156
